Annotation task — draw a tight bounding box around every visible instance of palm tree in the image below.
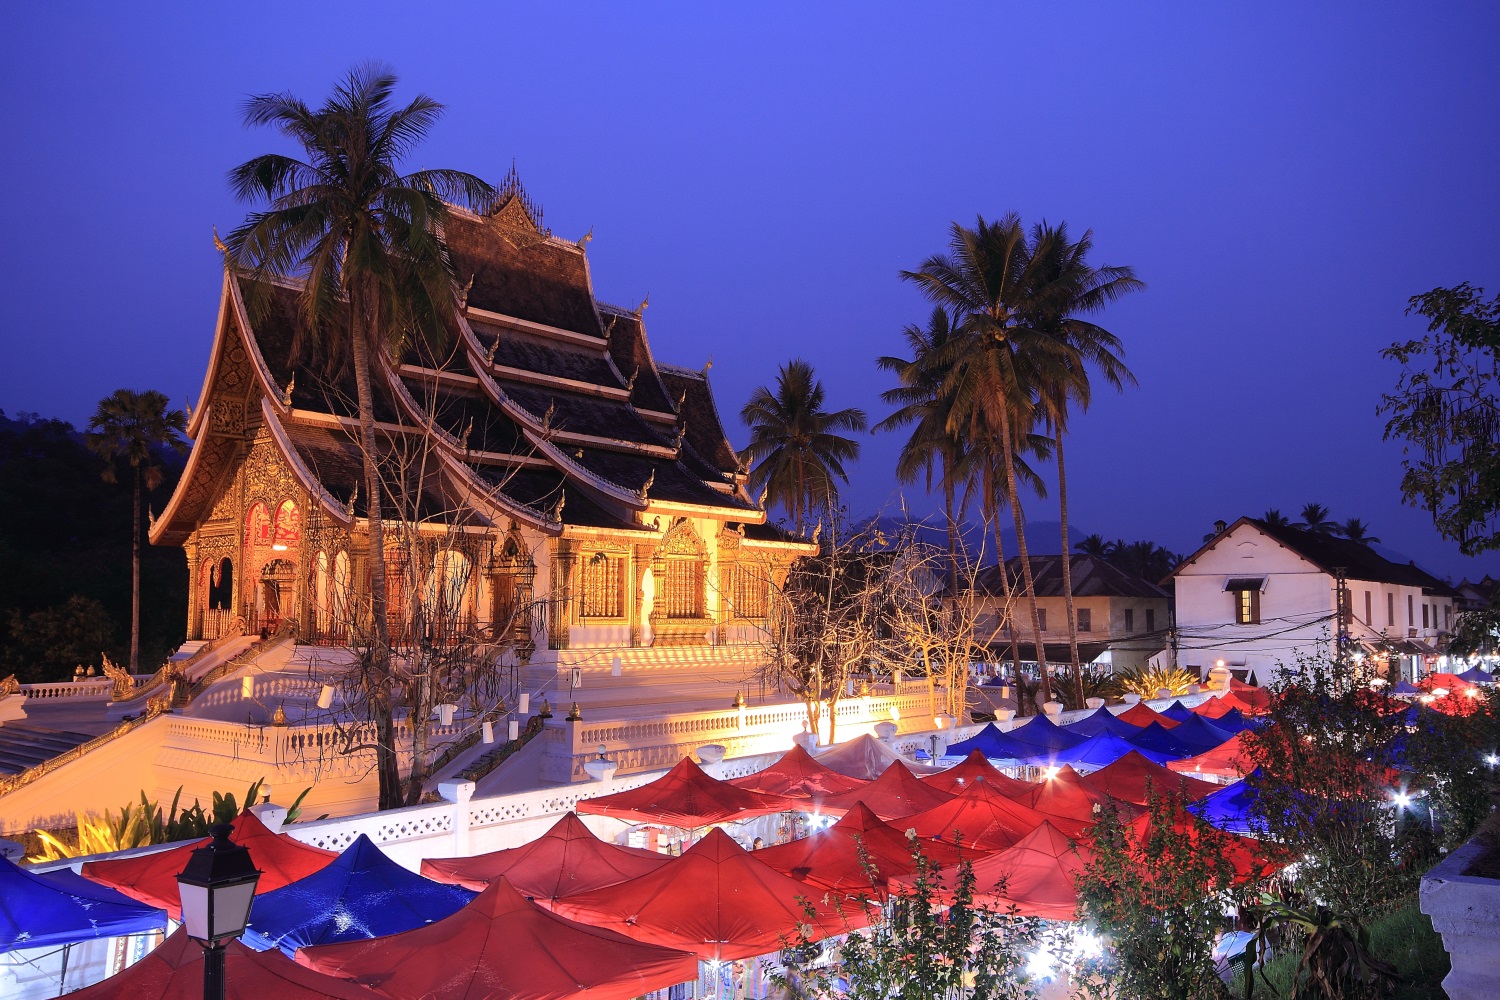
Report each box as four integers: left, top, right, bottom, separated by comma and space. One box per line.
1075, 533, 1110, 558
88, 390, 187, 673
903, 215, 1071, 704
225, 66, 494, 809
1260, 508, 1292, 528
1297, 503, 1339, 535
1341, 518, 1382, 546
1027, 221, 1142, 701
876, 307, 969, 586
741, 359, 867, 533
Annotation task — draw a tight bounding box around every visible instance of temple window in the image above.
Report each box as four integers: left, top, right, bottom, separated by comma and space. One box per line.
731, 565, 768, 619
579, 551, 625, 618
663, 557, 705, 619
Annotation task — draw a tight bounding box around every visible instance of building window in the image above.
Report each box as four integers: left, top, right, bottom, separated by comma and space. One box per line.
1077, 608, 1092, 632
1422, 603, 1430, 629
1445, 604, 1452, 630
1387, 592, 1395, 626
731, 565, 768, 619
1234, 587, 1260, 625
1036, 608, 1048, 632
662, 558, 705, 619
1146, 608, 1156, 632
1408, 594, 1414, 627
1364, 590, 1372, 626
1124, 608, 1134, 633
579, 552, 624, 618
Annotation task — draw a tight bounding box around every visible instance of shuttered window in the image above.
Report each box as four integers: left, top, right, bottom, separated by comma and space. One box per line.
579, 552, 624, 618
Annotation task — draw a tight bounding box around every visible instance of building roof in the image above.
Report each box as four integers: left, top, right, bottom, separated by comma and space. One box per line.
1175, 517, 1460, 596
974, 554, 1168, 600
153, 180, 777, 546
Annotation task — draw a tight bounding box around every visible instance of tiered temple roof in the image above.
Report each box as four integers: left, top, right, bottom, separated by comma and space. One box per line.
152, 182, 769, 547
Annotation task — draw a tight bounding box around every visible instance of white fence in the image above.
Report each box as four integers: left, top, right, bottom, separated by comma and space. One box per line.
18, 679, 113, 701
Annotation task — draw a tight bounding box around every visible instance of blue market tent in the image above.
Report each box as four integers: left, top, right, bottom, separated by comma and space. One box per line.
242, 834, 475, 956
1159, 701, 1199, 723
945, 723, 1037, 761
1205, 708, 1252, 735
1125, 722, 1201, 761
1390, 680, 1420, 695
1456, 667, 1495, 684
1063, 707, 1143, 740
1, 856, 165, 953
1166, 715, 1238, 753
1187, 778, 1265, 837
1031, 732, 1177, 770
1005, 715, 1088, 754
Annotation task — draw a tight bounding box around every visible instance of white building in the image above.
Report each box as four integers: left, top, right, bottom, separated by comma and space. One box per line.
1167, 517, 1458, 685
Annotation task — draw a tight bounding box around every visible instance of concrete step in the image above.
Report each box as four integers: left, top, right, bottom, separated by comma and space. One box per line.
0, 724, 94, 775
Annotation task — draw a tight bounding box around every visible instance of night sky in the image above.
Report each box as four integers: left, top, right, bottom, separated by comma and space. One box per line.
3, 4, 1497, 578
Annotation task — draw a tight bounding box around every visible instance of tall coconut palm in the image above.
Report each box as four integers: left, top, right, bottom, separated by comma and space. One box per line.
88, 389, 188, 673
876, 307, 969, 586
1027, 222, 1142, 702
1297, 503, 1339, 535
1341, 518, 1381, 546
741, 359, 867, 533
225, 65, 494, 809
1260, 508, 1292, 528
902, 214, 1071, 704
1075, 533, 1110, 558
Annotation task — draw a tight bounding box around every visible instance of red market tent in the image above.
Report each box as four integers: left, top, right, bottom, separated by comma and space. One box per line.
420, 812, 671, 900
66, 928, 377, 1000
814, 761, 955, 821
551, 827, 861, 961
906, 777, 1061, 851
727, 744, 869, 798
1167, 733, 1256, 781
1015, 766, 1133, 828
1127, 807, 1280, 884
298, 879, 699, 1000
1194, 692, 1256, 719
1081, 751, 1219, 807
577, 758, 793, 827
921, 750, 1035, 798
80, 811, 336, 919
754, 802, 973, 892
1116, 703, 1182, 729
900, 821, 1093, 921
813, 734, 943, 780
1229, 678, 1272, 714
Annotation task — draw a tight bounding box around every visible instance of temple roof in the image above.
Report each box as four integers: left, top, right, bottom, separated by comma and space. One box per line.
154, 192, 774, 547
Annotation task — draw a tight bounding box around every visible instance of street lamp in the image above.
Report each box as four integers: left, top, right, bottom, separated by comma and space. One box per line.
176, 823, 261, 1000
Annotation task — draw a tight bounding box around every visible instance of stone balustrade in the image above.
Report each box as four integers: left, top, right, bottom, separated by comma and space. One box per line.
18, 679, 113, 701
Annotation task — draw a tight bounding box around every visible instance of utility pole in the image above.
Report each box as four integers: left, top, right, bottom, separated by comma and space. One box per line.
1333, 566, 1349, 669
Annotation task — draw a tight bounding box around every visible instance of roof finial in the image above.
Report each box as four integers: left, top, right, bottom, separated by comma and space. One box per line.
212, 226, 228, 254
577, 226, 593, 250
185, 396, 195, 423
551, 491, 566, 522
676, 387, 688, 409
540, 399, 556, 434
281, 373, 295, 407
672, 420, 687, 450
602, 315, 616, 346
346, 483, 358, 518
457, 274, 474, 310
812, 521, 823, 545
625, 366, 639, 393
635, 293, 649, 318
701, 356, 713, 376
461, 417, 473, 452
640, 469, 655, 500
485, 337, 499, 367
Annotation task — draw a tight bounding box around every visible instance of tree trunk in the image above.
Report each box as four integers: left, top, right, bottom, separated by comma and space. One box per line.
998, 407, 1051, 706
348, 288, 402, 810
942, 457, 958, 593
1056, 428, 1084, 707
130, 466, 141, 673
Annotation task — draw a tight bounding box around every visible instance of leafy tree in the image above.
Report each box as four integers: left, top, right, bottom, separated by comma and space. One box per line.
1295, 503, 1339, 535
778, 840, 1045, 1000
1075, 789, 1250, 1000
1380, 283, 1500, 555
2, 596, 115, 683
225, 65, 494, 809
1075, 533, 1110, 558
1398, 688, 1500, 850
741, 358, 867, 533
87, 389, 187, 672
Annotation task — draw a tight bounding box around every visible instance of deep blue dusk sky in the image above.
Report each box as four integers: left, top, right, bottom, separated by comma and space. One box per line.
2, 4, 1497, 578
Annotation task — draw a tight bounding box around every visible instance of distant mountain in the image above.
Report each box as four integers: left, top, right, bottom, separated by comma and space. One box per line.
857, 513, 1091, 564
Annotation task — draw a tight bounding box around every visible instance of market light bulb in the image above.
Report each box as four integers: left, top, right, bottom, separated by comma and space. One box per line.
1026, 950, 1056, 980
1391, 791, 1411, 809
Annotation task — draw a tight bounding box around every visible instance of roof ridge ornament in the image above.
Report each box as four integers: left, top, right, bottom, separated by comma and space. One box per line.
493, 160, 544, 231
345, 484, 358, 519
635, 294, 649, 318
701, 356, 713, 376
672, 419, 687, 450
485, 337, 499, 367
640, 469, 655, 501
212, 226, 228, 254
281, 373, 295, 407
540, 399, 556, 434
551, 491, 566, 522
458, 274, 474, 311
577, 226, 593, 250
625, 366, 639, 393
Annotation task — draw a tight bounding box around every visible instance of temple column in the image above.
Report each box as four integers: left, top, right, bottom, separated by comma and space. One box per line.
715, 528, 741, 645
630, 542, 654, 647
549, 539, 575, 651
185, 537, 201, 641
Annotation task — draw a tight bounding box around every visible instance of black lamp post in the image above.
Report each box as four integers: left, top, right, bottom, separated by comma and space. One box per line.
176, 823, 261, 1000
